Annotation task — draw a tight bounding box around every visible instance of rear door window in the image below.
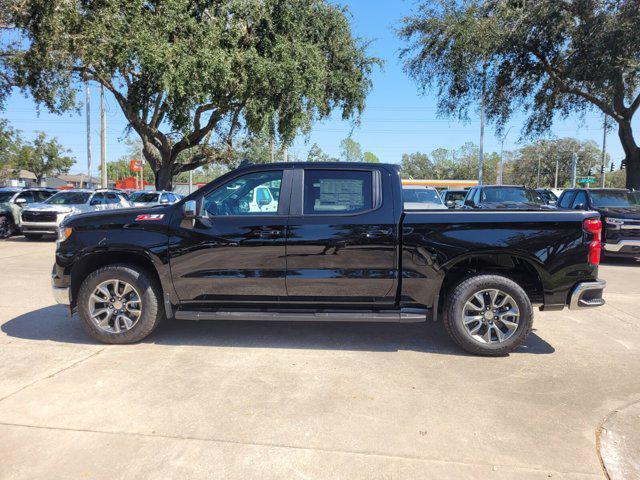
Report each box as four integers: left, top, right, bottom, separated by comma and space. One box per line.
303, 170, 373, 215
572, 191, 588, 209
558, 191, 575, 209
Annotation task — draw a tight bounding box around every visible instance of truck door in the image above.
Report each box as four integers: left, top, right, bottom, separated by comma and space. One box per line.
169, 168, 291, 305
285, 167, 398, 305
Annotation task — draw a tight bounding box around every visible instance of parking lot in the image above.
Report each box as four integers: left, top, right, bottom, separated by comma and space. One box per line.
0, 238, 639, 480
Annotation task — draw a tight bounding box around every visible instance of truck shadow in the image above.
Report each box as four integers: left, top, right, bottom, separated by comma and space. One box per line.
2, 305, 555, 356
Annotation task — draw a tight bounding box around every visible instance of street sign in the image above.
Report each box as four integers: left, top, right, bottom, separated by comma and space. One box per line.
578, 177, 597, 184
129, 159, 143, 172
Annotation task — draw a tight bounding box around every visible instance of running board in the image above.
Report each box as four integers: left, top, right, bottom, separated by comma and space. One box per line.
174, 309, 427, 323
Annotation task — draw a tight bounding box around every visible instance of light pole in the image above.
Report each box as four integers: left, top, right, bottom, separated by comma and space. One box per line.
601, 115, 609, 188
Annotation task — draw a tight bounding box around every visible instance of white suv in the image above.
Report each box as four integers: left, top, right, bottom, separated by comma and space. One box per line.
21, 189, 132, 240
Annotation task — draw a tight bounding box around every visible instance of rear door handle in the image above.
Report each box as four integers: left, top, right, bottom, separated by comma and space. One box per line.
364, 228, 392, 238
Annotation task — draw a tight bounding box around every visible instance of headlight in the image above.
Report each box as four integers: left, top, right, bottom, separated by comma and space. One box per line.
605, 217, 624, 228
58, 226, 73, 242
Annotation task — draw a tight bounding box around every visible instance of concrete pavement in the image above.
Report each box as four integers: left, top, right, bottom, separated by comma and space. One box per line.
0, 237, 639, 479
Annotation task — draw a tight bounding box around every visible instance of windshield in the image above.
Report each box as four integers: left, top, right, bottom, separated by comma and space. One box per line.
403, 188, 442, 205
538, 190, 558, 202
482, 187, 544, 204
444, 191, 467, 202
45, 192, 91, 205
130, 192, 159, 203
0, 191, 16, 203
590, 191, 640, 208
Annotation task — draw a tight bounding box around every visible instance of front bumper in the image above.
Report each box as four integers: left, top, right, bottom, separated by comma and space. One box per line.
51, 264, 71, 305
21, 221, 59, 235
52, 284, 70, 305
569, 280, 606, 310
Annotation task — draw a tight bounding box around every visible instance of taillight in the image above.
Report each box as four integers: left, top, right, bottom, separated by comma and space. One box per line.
583, 218, 602, 265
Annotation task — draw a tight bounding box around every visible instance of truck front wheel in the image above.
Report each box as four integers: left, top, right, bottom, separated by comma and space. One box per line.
77, 264, 164, 344
0, 215, 14, 239
444, 275, 533, 356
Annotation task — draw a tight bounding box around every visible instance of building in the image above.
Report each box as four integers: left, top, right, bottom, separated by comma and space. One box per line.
0, 170, 37, 187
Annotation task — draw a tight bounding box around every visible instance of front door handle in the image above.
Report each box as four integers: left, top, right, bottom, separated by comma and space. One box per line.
257, 229, 282, 238
364, 228, 392, 238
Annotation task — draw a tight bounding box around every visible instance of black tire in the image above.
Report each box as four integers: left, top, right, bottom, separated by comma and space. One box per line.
77, 264, 164, 344
443, 274, 533, 356
24, 233, 43, 241
0, 215, 14, 239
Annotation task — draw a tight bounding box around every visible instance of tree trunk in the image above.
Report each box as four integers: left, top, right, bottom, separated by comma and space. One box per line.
618, 120, 640, 189
155, 163, 173, 190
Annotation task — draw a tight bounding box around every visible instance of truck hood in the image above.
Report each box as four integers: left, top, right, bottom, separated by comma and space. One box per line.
595, 206, 640, 219
480, 202, 555, 210
404, 202, 445, 210
23, 203, 77, 214
64, 205, 172, 227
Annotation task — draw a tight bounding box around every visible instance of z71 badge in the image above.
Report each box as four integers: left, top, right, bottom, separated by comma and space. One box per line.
135, 214, 165, 221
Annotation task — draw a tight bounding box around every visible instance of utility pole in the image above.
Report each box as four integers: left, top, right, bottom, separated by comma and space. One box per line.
571, 151, 578, 188
188, 170, 193, 194
537, 155, 542, 188
100, 85, 107, 188
478, 64, 487, 186
554, 159, 559, 189
498, 126, 512, 186
85, 82, 92, 189
601, 115, 608, 188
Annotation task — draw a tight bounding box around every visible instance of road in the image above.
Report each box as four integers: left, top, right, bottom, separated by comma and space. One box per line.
0, 238, 638, 479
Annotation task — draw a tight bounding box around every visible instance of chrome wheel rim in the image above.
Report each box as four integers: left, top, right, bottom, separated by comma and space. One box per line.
88, 280, 142, 334
462, 289, 520, 344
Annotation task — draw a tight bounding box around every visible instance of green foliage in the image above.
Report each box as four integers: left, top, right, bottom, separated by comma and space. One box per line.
506, 138, 605, 189
0, 119, 20, 181
11, 0, 378, 189
13, 131, 74, 183
340, 137, 363, 162
399, 0, 640, 187
363, 151, 380, 163
401, 142, 499, 183
307, 143, 335, 162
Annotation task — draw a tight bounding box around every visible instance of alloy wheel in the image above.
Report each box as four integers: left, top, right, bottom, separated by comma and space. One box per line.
462, 289, 520, 344
88, 279, 142, 334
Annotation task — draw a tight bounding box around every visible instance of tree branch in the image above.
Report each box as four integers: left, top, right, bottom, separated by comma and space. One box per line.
531, 50, 623, 122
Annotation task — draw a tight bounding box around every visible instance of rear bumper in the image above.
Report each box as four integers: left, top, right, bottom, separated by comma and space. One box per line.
603, 240, 640, 255
569, 280, 606, 310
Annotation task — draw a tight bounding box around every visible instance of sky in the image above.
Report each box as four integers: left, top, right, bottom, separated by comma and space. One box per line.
2, 0, 635, 175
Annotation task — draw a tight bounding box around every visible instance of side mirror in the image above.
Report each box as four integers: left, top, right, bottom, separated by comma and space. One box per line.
445, 200, 455, 208
574, 203, 585, 210
15, 198, 27, 206
183, 200, 198, 218
258, 198, 269, 207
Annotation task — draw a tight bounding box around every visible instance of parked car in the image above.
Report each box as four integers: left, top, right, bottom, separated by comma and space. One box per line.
402, 185, 445, 210
463, 185, 552, 210
536, 188, 559, 206
52, 162, 605, 356
441, 189, 468, 209
0, 187, 57, 238
557, 188, 640, 258
129, 190, 181, 207
21, 189, 132, 240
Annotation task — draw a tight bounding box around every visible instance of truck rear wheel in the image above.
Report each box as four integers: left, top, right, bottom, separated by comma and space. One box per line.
443, 274, 533, 356
77, 264, 164, 344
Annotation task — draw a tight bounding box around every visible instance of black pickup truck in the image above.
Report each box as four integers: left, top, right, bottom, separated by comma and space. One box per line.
52, 162, 606, 356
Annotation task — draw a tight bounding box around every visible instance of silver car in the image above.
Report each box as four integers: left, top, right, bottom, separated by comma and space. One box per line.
130, 190, 181, 207
20, 189, 133, 240
402, 185, 446, 210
